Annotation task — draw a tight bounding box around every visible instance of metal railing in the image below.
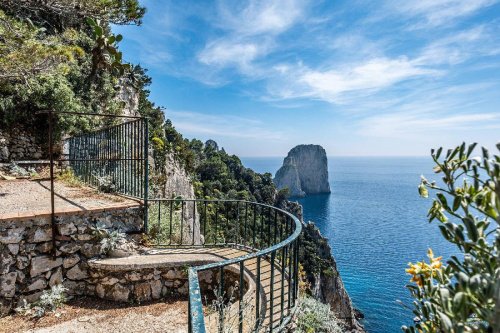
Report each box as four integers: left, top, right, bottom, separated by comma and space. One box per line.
148, 199, 302, 333
64, 118, 149, 201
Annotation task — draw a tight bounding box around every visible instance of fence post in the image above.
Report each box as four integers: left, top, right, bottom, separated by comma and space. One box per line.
143, 119, 149, 233
48, 111, 57, 257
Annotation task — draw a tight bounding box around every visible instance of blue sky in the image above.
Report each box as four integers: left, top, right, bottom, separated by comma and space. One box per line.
114, 0, 500, 157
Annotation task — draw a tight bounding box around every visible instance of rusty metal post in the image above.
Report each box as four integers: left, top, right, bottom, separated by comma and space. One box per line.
48, 111, 57, 257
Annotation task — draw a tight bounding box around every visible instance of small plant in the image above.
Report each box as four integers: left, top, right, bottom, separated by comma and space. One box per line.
92, 223, 126, 255
15, 284, 67, 318
93, 173, 116, 193
295, 296, 343, 333
56, 168, 82, 187
205, 287, 256, 333
7, 162, 29, 177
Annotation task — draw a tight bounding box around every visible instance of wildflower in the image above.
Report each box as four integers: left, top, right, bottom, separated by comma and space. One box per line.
406, 248, 443, 287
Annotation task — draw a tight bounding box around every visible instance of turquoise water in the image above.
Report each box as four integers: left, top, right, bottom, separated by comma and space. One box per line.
240, 156, 458, 333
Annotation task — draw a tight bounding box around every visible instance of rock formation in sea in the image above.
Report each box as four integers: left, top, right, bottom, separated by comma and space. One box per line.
274, 144, 331, 197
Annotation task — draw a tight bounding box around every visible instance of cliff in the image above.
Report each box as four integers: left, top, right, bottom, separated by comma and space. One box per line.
274, 144, 331, 197
283, 201, 365, 332
303, 223, 365, 332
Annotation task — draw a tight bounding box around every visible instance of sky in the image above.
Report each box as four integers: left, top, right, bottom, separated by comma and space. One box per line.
113, 0, 500, 157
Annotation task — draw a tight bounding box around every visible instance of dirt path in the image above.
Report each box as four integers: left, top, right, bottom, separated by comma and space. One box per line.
0, 298, 188, 333
0, 179, 139, 216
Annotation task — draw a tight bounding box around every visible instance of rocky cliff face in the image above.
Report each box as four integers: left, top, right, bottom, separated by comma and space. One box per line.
283, 201, 365, 332
274, 145, 331, 197
150, 152, 201, 244
303, 223, 365, 332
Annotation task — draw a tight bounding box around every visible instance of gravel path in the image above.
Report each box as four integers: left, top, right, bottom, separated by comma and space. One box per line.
0, 179, 139, 216
0, 298, 188, 333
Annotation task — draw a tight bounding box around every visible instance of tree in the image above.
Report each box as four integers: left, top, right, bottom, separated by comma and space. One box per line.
403, 143, 500, 332
0, 10, 83, 83
0, 0, 145, 30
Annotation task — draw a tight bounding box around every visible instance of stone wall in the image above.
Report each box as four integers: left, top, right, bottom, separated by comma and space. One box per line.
0, 128, 43, 162
87, 264, 247, 304
0, 206, 143, 316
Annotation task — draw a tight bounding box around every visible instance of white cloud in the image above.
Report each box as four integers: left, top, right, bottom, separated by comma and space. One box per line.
198, 39, 272, 71
414, 26, 492, 65
357, 112, 500, 139
267, 57, 439, 104
165, 110, 286, 140
197, 0, 307, 73
216, 0, 306, 36
389, 0, 498, 28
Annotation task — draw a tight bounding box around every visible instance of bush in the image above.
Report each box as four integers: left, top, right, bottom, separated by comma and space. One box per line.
403, 143, 500, 332
295, 296, 343, 333
15, 284, 67, 318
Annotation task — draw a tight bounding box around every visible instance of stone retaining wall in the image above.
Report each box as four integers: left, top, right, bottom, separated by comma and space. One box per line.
0, 128, 43, 162
0, 205, 143, 316
88, 265, 246, 304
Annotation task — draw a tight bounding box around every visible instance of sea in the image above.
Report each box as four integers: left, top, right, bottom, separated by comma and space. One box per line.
240, 156, 458, 333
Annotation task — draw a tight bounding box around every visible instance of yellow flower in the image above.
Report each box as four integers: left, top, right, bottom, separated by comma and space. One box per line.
406, 249, 443, 287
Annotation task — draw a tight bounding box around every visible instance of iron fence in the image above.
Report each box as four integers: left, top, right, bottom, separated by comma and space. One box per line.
64, 118, 148, 201
148, 199, 302, 333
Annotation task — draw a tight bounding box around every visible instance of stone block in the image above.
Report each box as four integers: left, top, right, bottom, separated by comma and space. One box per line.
150, 280, 162, 300
49, 267, 63, 286
7, 244, 19, 255
0, 228, 25, 244
134, 282, 151, 302
30, 256, 62, 277
59, 243, 81, 254
66, 264, 88, 280
31, 227, 52, 243
111, 283, 129, 302
0, 251, 14, 274
0, 272, 18, 297
26, 278, 47, 292
57, 222, 77, 236
62, 254, 80, 269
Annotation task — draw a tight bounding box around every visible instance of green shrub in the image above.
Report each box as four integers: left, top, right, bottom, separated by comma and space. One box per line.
15, 284, 67, 318
296, 296, 342, 333
403, 143, 499, 332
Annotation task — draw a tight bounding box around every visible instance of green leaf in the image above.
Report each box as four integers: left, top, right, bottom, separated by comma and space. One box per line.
463, 217, 479, 242
116, 34, 123, 42
452, 196, 461, 211
438, 312, 453, 332
86, 17, 97, 27
466, 143, 477, 157
437, 193, 450, 210
452, 292, 465, 311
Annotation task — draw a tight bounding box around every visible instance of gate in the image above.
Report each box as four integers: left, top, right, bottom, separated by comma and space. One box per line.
64, 118, 148, 200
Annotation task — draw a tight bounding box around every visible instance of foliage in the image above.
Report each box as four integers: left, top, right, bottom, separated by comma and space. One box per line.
295, 296, 343, 333
0, 9, 84, 83
162, 121, 277, 205
0, 0, 145, 31
0, 0, 162, 145
299, 222, 337, 282
87, 18, 130, 76
91, 223, 126, 255
93, 173, 116, 193
403, 143, 500, 333
57, 168, 82, 187
15, 284, 67, 318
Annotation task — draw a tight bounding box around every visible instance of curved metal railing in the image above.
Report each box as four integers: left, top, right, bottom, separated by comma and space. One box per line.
148, 199, 302, 333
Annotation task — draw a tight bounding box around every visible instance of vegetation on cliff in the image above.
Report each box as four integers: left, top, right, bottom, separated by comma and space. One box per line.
0, 0, 163, 142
